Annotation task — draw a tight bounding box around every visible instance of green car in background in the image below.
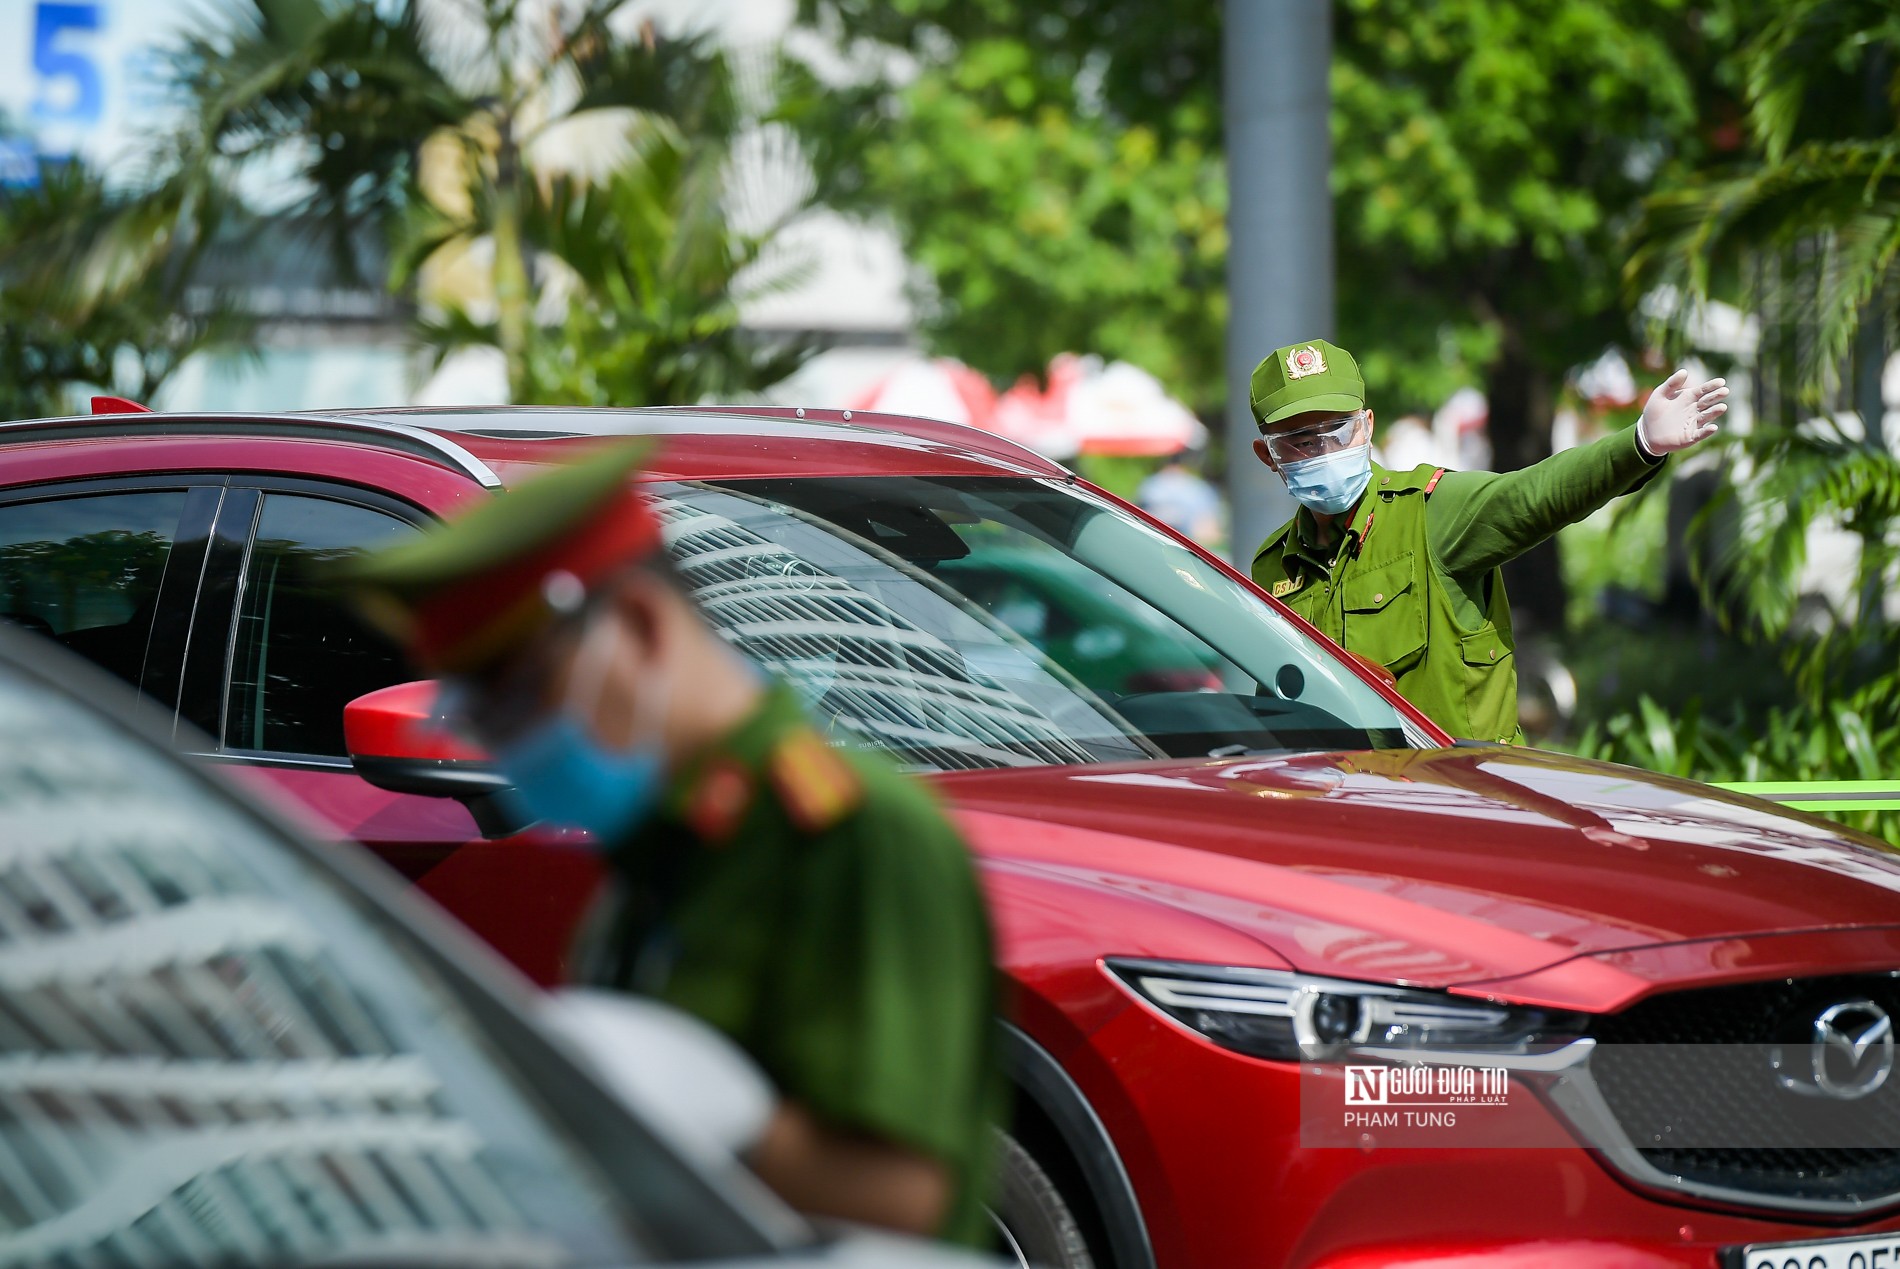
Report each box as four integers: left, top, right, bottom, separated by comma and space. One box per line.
937, 544, 1223, 696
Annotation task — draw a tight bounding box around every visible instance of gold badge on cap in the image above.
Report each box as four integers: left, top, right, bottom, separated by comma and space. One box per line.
1285, 344, 1327, 380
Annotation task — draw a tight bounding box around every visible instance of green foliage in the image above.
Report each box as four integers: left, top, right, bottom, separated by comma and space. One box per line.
1625, 0, 1900, 713
1743, 0, 1900, 162
0, 158, 250, 418
1628, 0, 1900, 395
1631, 137, 1900, 392
794, 0, 1741, 457
167, 0, 468, 280
169, 0, 789, 403
1692, 426, 1900, 654
1559, 422, 1900, 842
793, 34, 1225, 407
1557, 428, 1900, 844
791, 1, 1223, 410
1330, 0, 1728, 454
414, 129, 816, 406
1574, 681, 1900, 843
1556, 478, 1667, 627
794, 0, 1219, 146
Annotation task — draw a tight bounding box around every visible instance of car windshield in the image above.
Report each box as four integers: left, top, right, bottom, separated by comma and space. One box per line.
0, 645, 782, 1266
651, 476, 1426, 772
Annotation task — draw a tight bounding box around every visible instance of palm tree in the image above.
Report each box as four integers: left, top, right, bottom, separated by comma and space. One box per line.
169, 0, 782, 401
413, 124, 815, 405
0, 156, 250, 418
1628, 0, 1898, 400
1693, 420, 1900, 696
1626, 0, 1899, 686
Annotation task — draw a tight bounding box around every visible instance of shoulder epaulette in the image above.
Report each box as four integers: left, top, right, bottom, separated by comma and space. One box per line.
769, 729, 863, 833
1375, 463, 1445, 495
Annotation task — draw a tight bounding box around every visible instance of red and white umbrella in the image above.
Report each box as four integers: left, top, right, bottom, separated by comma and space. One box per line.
1045, 353, 1207, 457
849, 353, 1204, 460
850, 358, 997, 428
990, 372, 1081, 459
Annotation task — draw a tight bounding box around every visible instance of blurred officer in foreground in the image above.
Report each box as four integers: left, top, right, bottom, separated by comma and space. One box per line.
1249, 340, 1728, 743
344, 442, 1000, 1245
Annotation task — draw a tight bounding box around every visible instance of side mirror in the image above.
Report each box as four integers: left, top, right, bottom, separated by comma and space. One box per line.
343, 680, 528, 837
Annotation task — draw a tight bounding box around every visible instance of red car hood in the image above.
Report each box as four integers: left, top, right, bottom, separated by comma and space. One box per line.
940, 747, 1900, 994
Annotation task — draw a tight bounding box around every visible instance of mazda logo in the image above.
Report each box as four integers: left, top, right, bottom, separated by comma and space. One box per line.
1772, 999, 1895, 1100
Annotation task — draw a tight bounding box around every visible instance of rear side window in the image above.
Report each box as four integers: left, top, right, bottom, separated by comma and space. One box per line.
0, 493, 186, 692
226, 495, 417, 757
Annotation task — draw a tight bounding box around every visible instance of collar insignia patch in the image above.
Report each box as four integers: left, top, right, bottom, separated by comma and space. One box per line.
686, 758, 753, 845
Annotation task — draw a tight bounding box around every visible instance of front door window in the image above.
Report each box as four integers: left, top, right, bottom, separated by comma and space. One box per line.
225, 495, 416, 757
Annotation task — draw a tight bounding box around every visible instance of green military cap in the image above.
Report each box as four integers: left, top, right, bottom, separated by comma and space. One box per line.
341, 438, 660, 673
1249, 338, 1366, 429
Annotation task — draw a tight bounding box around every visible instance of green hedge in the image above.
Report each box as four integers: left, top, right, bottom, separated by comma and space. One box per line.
1571, 682, 1900, 845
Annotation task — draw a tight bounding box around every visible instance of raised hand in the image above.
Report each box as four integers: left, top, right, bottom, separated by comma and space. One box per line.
1638, 368, 1729, 456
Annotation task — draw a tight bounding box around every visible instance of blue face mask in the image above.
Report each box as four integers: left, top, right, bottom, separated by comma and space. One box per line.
496, 713, 665, 843
1279, 444, 1373, 515
490, 610, 670, 844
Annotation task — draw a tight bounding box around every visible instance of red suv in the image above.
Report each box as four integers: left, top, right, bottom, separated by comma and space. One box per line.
6, 404, 1900, 1269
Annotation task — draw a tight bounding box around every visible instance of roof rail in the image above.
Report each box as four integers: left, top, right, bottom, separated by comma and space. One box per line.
586, 404, 1069, 478
0, 412, 503, 489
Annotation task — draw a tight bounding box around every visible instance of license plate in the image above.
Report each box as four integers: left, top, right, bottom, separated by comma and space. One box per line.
1736, 1233, 1900, 1269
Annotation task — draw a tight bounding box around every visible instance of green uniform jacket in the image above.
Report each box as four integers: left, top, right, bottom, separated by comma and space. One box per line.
1251, 426, 1664, 743
576, 683, 1002, 1248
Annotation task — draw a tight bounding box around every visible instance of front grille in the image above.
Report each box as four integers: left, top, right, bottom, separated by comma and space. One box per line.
1586, 974, 1900, 1206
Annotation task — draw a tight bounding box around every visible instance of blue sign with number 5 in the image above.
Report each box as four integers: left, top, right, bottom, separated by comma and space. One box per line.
2, 0, 193, 171
32, 1, 103, 125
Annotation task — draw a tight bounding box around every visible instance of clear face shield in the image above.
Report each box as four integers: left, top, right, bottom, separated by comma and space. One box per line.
1261, 411, 1368, 465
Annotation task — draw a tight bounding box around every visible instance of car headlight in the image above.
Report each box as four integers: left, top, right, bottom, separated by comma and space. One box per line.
1106, 958, 1585, 1064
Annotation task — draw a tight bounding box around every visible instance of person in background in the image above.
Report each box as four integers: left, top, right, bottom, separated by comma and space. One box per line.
1247, 338, 1726, 743
1137, 452, 1223, 546
1371, 412, 1441, 474
342, 441, 1002, 1246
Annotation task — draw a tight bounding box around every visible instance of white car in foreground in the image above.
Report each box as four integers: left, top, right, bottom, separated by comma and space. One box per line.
0, 626, 995, 1269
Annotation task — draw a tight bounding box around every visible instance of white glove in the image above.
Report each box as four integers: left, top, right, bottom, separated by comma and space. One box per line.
1637, 368, 1729, 457
543, 990, 776, 1158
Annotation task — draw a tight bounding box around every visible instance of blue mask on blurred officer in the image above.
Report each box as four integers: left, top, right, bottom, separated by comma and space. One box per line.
495, 612, 668, 843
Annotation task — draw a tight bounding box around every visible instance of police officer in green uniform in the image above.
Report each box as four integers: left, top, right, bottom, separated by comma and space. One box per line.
343, 442, 1001, 1246
1248, 339, 1729, 742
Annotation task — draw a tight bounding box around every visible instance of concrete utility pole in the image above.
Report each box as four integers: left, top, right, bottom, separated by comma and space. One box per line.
1223, 0, 1334, 568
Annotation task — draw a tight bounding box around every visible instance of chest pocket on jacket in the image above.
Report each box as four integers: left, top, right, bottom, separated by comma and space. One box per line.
1343, 553, 1426, 675
1458, 624, 1518, 742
